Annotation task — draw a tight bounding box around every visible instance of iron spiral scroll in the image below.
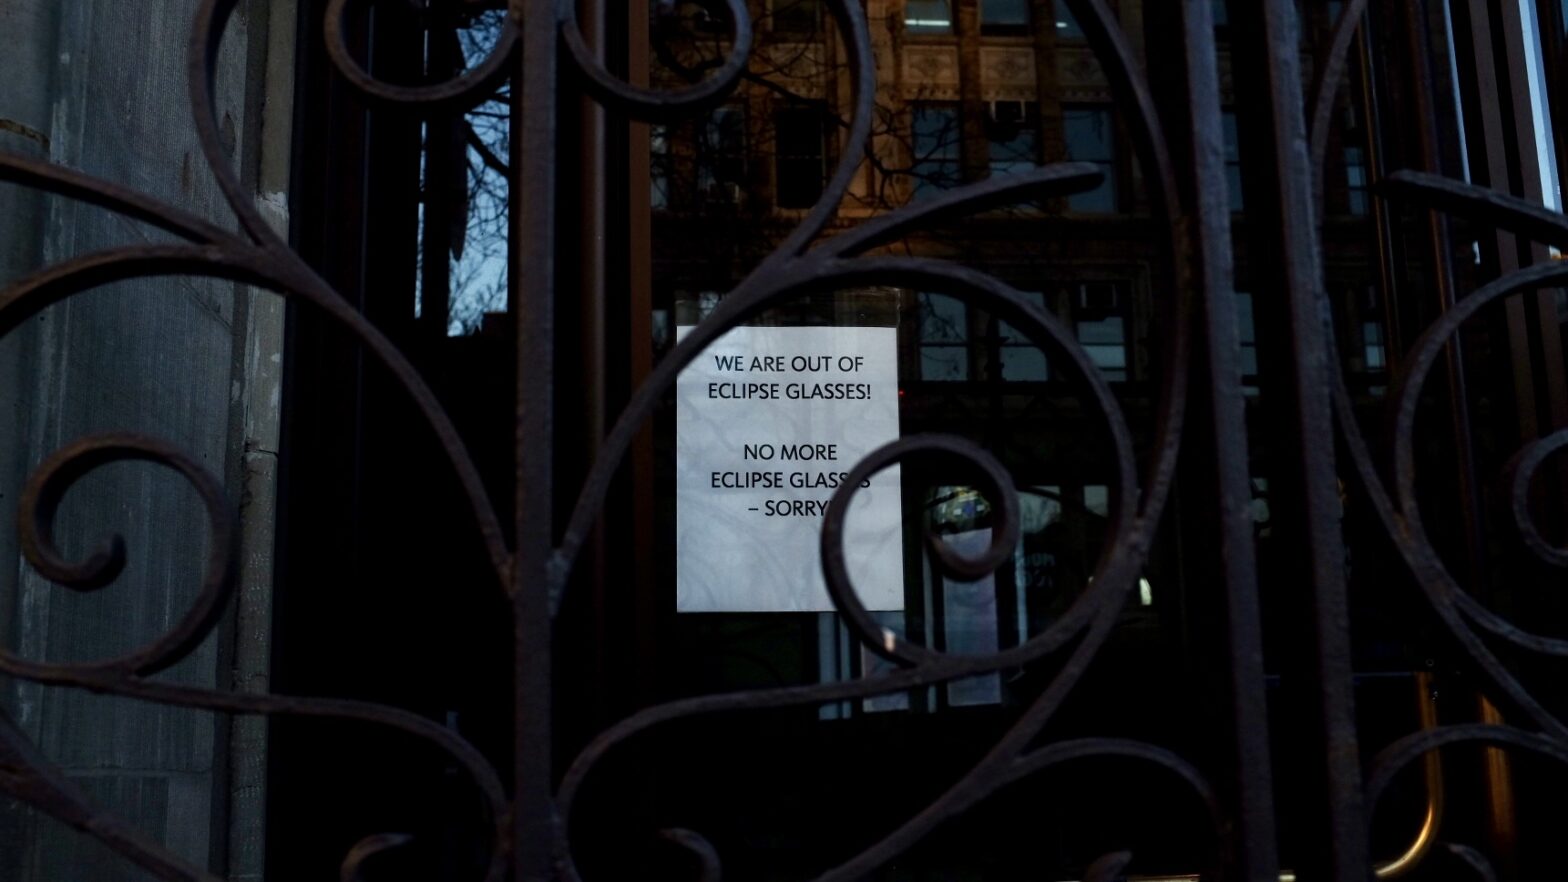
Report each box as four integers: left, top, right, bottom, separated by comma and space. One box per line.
5, 0, 1567, 878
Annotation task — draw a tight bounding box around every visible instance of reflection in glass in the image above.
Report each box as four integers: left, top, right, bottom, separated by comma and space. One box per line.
912, 104, 963, 197
1064, 107, 1117, 212
1222, 110, 1244, 213
905, 0, 953, 32
919, 292, 969, 381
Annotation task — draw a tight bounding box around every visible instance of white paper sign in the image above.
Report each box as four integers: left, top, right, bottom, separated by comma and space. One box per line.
676, 325, 905, 612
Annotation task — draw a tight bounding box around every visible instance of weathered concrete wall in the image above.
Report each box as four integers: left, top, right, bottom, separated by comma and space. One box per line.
0, 1, 289, 879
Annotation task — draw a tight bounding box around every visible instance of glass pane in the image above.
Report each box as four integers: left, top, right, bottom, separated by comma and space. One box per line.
651, 125, 670, 209
922, 346, 969, 381
1055, 2, 1083, 37
1064, 108, 1113, 162
914, 105, 960, 157
981, 0, 1030, 26
1363, 321, 1386, 370
989, 121, 1037, 177
1064, 109, 1116, 212
1235, 292, 1257, 378
1083, 484, 1110, 518
919, 292, 968, 342
1000, 345, 1049, 381
1234, 291, 1255, 345
1077, 315, 1123, 346
913, 105, 962, 195
905, 0, 953, 31
1223, 111, 1244, 212
998, 290, 1048, 343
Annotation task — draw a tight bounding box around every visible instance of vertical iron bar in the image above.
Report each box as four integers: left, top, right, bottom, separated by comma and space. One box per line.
627, 0, 659, 712
1233, 0, 1369, 877
1181, 0, 1281, 877
514, 0, 557, 876
578, 0, 610, 727
1399, 0, 1489, 587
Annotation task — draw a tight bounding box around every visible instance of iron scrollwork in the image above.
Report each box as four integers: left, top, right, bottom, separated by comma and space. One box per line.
8, 0, 1568, 878
0, 0, 1209, 875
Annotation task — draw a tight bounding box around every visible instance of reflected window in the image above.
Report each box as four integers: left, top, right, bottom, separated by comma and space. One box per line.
699, 106, 747, 203
998, 289, 1050, 382
1056, 2, 1083, 38
1063, 107, 1117, 212
988, 101, 1038, 178
776, 106, 828, 209
1014, 486, 1063, 642
1345, 145, 1369, 215
1223, 110, 1244, 212
651, 124, 671, 210
1072, 282, 1127, 381
1235, 290, 1261, 397
918, 292, 970, 381
912, 104, 963, 196
926, 487, 1002, 707
1235, 291, 1258, 386
981, 0, 1030, 31
905, 0, 953, 32
1363, 320, 1386, 371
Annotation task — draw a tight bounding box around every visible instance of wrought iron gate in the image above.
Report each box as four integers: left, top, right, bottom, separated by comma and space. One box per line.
3, 0, 1568, 878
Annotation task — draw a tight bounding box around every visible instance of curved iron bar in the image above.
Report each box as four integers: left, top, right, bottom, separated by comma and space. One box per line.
548, 0, 1206, 875
14, 435, 235, 677
340, 833, 417, 882
0, 433, 508, 878
764, 0, 876, 264
191, 0, 289, 246
3, 675, 513, 882
1084, 851, 1135, 882
1307, 0, 1371, 185
0, 242, 513, 586
323, 0, 521, 109
0, 154, 231, 245
0, 246, 515, 878
0, 434, 510, 881
1366, 724, 1568, 808
1441, 843, 1500, 882
1329, 259, 1568, 725
560, 0, 753, 116
1506, 429, 1568, 568
1313, 163, 1568, 872
0, 710, 223, 881
0, 0, 1212, 876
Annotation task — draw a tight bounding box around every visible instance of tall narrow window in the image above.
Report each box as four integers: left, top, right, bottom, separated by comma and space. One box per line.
699, 106, 747, 204
1222, 110, 1244, 212
988, 101, 1038, 178
998, 288, 1050, 382
905, 0, 953, 32
651, 124, 671, 210
1235, 290, 1258, 392
775, 106, 828, 209
1362, 320, 1386, 372
1063, 107, 1117, 212
918, 292, 969, 381
1344, 145, 1369, 215
1072, 282, 1127, 381
912, 104, 963, 197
